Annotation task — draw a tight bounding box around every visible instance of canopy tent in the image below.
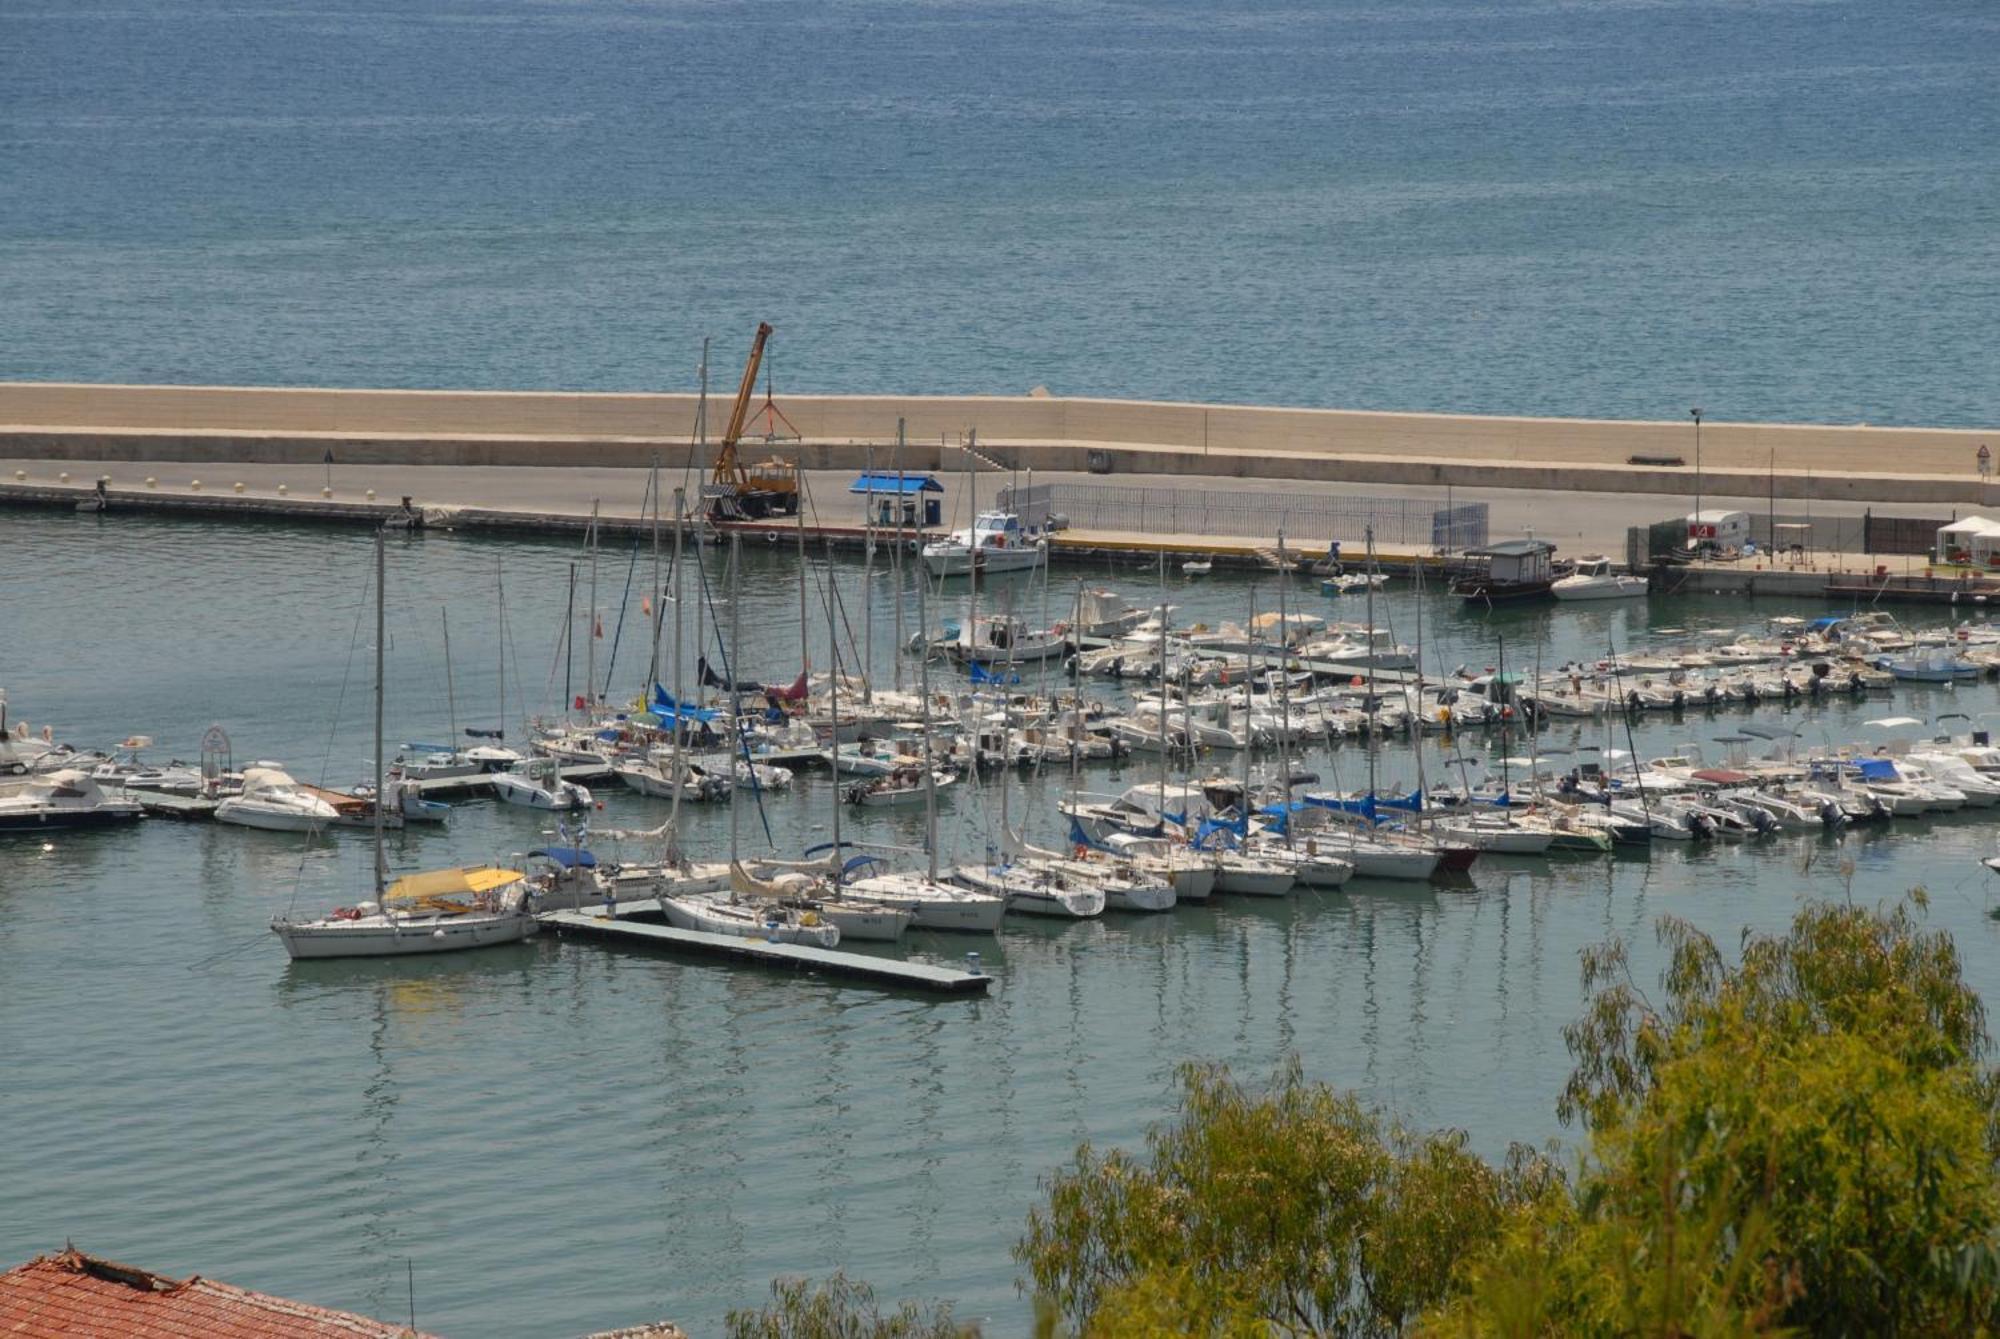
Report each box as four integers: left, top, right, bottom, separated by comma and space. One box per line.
1937, 517, 2000, 567
848, 473, 943, 495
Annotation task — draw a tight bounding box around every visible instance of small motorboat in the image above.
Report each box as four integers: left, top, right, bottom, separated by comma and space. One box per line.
1552, 556, 1649, 601
489, 756, 592, 811
1182, 558, 1213, 576
0, 769, 145, 833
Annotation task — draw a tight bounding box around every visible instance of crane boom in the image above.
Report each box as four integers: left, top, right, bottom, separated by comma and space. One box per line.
712, 321, 773, 487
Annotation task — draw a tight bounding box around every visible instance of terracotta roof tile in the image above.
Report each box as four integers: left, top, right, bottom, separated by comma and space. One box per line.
0, 1248, 434, 1338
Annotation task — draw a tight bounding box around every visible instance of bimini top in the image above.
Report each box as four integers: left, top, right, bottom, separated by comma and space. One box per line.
849, 473, 943, 495
383, 864, 523, 906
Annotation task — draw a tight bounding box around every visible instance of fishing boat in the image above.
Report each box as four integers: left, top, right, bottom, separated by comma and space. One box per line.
1450, 538, 1561, 603
947, 613, 1070, 665
0, 768, 144, 833
845, 768, 956, 807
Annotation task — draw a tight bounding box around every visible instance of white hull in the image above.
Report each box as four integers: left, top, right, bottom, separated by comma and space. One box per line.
923, 546, 1045, 577
273, 911, 538, 959
657, 894, 841, 947
1211, 857, 1296, 897
1552, 578, 1648, 600
1346, 844, 1441, 881
843, 875, 1008, 932
214, 800, 329, 832
816, 900, 913, 942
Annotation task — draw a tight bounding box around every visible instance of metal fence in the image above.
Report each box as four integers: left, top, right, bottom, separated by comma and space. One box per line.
994, 483, 1489, 551
1639, 511, 1948, 560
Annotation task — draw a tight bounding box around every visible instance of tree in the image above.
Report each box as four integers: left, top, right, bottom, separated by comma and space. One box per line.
724, 1273, 974, 1339
1014, 1057, 1556, 1335
1425, 897, 2000, 1337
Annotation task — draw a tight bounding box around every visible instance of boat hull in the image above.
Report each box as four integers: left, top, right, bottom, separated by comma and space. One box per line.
273, 912, 538, 959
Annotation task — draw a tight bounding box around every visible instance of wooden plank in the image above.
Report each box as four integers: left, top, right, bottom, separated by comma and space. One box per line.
539, 904, 993, 995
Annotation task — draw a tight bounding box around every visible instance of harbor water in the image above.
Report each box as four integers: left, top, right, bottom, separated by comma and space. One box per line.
8, 508, 2000, 1334
4, 0, 1997, 426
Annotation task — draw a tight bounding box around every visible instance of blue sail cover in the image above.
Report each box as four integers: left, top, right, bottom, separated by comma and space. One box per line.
1854, 757, 1898, 780
1303, 789, 1423, 823
650, 684, 720, 724
968, 661, 1021, 686
530, 846, 597, 869
1193, 815, 1247, 850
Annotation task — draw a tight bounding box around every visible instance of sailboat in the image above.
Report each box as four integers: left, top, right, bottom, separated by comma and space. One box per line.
271, 530, 539, 960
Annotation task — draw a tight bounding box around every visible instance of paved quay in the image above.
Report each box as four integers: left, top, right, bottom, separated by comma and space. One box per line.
0, 457, 1947, 568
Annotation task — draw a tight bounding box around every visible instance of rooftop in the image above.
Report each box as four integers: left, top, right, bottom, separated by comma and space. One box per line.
0, 1247, 433, 1338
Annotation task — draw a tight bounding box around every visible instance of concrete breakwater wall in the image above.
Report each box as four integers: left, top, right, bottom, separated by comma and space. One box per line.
1, 382, 1992, 502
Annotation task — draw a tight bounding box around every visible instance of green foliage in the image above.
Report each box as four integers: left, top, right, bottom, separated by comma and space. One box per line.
724, 1272, 975, 1339
1014, 1057, 1554, 1335
1430, 896, 2000, 1337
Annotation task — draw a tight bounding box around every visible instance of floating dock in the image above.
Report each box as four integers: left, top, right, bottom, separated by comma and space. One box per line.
540, 902, 994, 995
125, 790, 220, 820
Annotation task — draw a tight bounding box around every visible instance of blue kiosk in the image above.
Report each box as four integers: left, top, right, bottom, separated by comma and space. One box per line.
849, 473, 943, 530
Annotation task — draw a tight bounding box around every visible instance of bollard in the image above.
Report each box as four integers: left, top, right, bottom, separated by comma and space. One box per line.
966, 950, 983, 976
57, 472, 70, 484
145, 477, 157, 489
233, 482, 245, 494
190, 479, 201, 491
365, 489, 377, 501
277, 483, 288, 496
13, 470, 24, 481
321, 487, 333, 499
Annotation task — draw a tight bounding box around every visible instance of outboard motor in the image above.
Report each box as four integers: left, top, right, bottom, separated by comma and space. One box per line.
1689, 811, 1716, 839
1818, 797, 1847, 830
1626, 689, 1643, 715
1746, 806, 1779, 835
1671, 689, 1686, 710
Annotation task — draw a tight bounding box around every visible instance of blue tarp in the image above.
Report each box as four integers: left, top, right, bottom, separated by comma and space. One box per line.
1193, 815, 1247, 850
650, 683, 720, 724
1303, 789, 1423, 823
969, 661, 1021, 686
530, 847, 598, 869
1854, 757, 1898, 780
849, 473, 943, 495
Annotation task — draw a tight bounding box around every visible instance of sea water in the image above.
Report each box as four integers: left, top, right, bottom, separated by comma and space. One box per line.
5, 509, 2000, 1333
2, 0, 1996, 424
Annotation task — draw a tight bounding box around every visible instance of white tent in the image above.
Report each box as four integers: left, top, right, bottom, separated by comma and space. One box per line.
1937, 517, 2000, 567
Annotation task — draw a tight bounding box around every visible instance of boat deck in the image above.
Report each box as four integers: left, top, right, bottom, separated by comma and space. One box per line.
540, 901, 993, 995
398, 762, 614, 798
125, 791, 220, 820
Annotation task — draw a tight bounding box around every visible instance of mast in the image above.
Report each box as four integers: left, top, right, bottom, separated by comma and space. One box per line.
585, 500, 600, 712
1242, 583, 1255, 843
668, 487, 687, 849
563, 565, 575, 722
1498, 633, 1510, 800
496, 557, 507, 742
728, 532, 742, 870
373, 527, 386, 898
862, 444, 874, 704
892, 420, 906, 694
1275, 532, 1293, 847
441, 607, 458, 744
1157, 549, 1169, 822
647, 457, 664, 691
920, 572, 939, 881
796, 458, 810, 678
1365, 526, 1378, 804
830, 559, 843, 887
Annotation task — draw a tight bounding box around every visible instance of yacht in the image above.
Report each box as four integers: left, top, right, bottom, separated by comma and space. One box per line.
489, 756, 592, 811
215, 767, 342, 832
0, 769, 145, 832
1553, 556, 1648, 601
841, 870, 1009, 932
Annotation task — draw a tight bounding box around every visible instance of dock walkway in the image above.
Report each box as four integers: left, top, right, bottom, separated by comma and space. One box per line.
540, 901, 994, 995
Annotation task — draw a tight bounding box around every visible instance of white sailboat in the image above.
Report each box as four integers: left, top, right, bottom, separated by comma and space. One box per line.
272, 529, 539, 960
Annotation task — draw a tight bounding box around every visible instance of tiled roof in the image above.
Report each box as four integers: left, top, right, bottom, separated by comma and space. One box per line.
0, 1247, 434, 1338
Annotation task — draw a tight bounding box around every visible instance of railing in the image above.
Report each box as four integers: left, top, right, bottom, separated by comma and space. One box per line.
995, 483, 1488, 551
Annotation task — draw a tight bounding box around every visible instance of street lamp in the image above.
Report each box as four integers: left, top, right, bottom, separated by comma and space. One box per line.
1691, 407, 1704, 551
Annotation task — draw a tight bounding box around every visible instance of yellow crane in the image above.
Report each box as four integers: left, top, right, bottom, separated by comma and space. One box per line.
703, 321, 800, 519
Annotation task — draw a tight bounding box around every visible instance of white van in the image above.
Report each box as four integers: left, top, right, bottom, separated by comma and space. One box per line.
1686, 509, 1750, 552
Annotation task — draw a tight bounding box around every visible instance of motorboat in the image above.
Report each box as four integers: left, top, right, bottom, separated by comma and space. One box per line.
392, 742, 524, 781
0, 769, 145, 833
844, 768, 956, 808
921, 510, 1047, 577
490, 756, 592, 810
947, 613, 1070, 665
613, 754, 732, 802
1450, 538, 1561, 603
215, 767, 343, 832
272, 865, 539, 959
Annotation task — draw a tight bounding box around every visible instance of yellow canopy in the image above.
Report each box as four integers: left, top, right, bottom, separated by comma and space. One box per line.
383, 865, 523, 906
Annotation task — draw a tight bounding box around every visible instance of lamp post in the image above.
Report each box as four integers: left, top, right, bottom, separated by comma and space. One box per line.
1690, 407, 1704, 552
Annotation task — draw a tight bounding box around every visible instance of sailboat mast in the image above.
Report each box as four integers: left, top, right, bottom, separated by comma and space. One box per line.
647, 457, 664, 690
1365, 527, 1378, 804
496, 558, 506, 741
373, 527, 386, 898
1242, 583, 1255, 837
728, 533, 742, 868
563, 565, 576, 721
668, 488, 687, 842
1275, 532, 1293, 846
829, 566, 842, 886
920, 572, 938, 882
862, 444, 874, 704
892, 420, 906, 694
1157, 549, 1168, 820
441, 606, 457, 743
585, 500, 600, 710
796, 460, 810, 677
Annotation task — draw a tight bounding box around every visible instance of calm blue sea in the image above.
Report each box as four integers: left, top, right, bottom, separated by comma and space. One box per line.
3, 0, 1997, 423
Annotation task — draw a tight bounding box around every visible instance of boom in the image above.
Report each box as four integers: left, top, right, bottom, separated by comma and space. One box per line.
711, 321, 773, 488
